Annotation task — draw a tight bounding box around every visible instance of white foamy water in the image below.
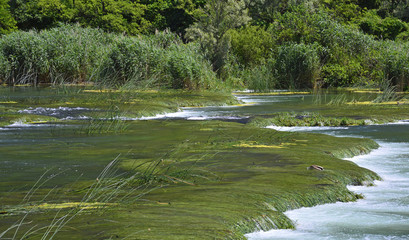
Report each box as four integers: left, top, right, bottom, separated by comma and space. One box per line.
247, 127, 409, 240
120, 107, 249, 121
18, 106, 93, 119
267, 125, 350, 132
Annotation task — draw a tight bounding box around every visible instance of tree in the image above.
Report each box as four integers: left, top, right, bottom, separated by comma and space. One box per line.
0, 0, 16, 34
9, 0, 72, 30
185, 0, 251, 75
244, 0, 303, 26
141, 0, 204, 36
74, 0, 149, 34
228, 25, 274, 66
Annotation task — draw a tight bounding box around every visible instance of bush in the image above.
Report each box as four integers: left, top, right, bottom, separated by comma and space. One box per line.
378, 41, 409, 91
98, 36, 163, 87
271, 43, 320, 89
242, 65, 274, 92
43, 25, 112, 84
0, 24, 111, 85
321, 61, 364, 87
0, 25, 219, 90
358, 10, 407, 40
0, 30, 49, 84
228, 25, 274, 66
98, 32, 218, 90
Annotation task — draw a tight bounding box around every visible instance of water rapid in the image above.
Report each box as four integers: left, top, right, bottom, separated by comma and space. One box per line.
247, 124, 409, 240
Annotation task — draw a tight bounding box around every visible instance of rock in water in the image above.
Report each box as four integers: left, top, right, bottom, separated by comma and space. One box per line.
308, 165, 324, 171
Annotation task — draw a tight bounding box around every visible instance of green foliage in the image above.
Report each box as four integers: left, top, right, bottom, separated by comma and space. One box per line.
272, 43, 320, 89
0, 25, 219, 90
244, 0, 302, 26
9, 0, 72, 30
9, 0, 149, 34
320, 0, 363, 22
321, 61, 364, 87
378, 0, 409, 22
358, 10, 407, 40
228, 25, 274, 66
98, 32, 218, 90
185, 0, 251, 74
0, 0, 16, 34
241, 65, 274, 92
251, 112, 366, 127
74, 0, 148, 35
0, 30, 49, 85
142, 0, 205, 36
378, 40, 409, 91
0, 25, 110, 85
271, 5, 324, 44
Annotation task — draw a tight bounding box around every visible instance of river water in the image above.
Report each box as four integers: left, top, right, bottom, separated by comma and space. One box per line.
162, 95, 409, 240
1, 91, 409, 239
247, 123, 409, 240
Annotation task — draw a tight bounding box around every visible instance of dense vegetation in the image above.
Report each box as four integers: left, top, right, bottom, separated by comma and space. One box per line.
0, 0, 409, 91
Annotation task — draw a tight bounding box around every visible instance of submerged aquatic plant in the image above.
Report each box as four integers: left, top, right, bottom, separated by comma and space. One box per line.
0, 155, 159, 239
372, 80, 400, 103
250, 112, 366, 127
327, 93, 348, 106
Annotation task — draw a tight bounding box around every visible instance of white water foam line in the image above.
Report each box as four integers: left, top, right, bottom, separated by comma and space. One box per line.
118, 107, 248, 121
386, 119, 409, 125
7, 120, 35, 127
266, 125, 349, 132
18, 106, 92, 115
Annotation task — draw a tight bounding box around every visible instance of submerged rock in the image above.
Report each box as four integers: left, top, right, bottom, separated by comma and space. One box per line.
308, 165, 324, 171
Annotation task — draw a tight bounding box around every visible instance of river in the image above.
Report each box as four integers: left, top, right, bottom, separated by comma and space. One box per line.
247, 123, 409, 240
1, 90, 409, 239
158, 94, 409, 240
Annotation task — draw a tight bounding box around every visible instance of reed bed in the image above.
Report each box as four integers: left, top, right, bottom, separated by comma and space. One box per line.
0, 25, 219, 90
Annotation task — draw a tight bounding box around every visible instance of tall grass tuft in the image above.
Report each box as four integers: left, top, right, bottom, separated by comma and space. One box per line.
0, 151, 202, 239
373, 80, 399, 103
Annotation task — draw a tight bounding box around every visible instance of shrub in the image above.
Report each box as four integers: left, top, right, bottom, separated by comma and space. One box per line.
0, 30, 49, 84
378, 41, 409, 91
0, 24, 112, 85
0, 25, 219, 90
358, 10, 407, 40
271, 43, 320, 89
321, 61, 364, 87
242, 65, 274, 92
228, 25, 274, 66
98, 32, 218, 90
98, 36, 163, 87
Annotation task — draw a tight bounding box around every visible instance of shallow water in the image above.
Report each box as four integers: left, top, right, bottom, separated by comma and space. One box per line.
1, 88, 408, 239
152, 94, 409, 240
247, 125, 409, 239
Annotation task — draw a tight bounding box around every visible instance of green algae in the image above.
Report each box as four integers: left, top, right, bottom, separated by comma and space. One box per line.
0, 87, 397, 239
0, 87, 238, 116
0, 120, 380, 239
248, 91, 409, 128
250, 112, 367, 128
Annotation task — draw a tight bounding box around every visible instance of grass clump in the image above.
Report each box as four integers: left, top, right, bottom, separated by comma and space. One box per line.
250, 112, 366, 128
